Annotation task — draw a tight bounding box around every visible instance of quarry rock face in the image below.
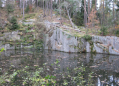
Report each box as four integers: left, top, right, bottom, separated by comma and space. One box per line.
0, 22, 119, 55
44, 27, 119, 55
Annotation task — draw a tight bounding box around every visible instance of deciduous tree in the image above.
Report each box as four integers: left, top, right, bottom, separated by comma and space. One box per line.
87, 8, 99, 32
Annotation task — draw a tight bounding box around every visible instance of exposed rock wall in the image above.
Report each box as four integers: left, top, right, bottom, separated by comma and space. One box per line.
0, 31, 20, 50
44, 27, 119, 55
91, 36, 119, 55
1, 23, 119, 55
44, 28, 86, 52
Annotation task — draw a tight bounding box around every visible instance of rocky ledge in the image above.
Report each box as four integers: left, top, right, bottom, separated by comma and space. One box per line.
44, 23, 119, 55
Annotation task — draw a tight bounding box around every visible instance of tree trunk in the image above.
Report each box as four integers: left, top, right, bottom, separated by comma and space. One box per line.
84, 0, 87, 27
20, 0, 21, 8
36, 0, 38, 7
50, 0, 52, 18
102, 0, 105, 25
43, 0, 45, 17
46, 1, 48, 14
88, 0, 90, 24
48, 0, 50, 16
95, 0, 97, 10
66, 8, 74, 28
59, 0, 60, 5
23, 0, 25, 18
113, 0, 115, 32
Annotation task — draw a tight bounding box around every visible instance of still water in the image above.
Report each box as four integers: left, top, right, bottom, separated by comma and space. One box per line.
0, 50, 119, 86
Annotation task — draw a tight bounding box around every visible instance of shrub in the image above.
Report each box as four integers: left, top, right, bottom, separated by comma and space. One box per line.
24, 14, 35, 19
9, 17, 19, 30
82, 35, 92, 41
6, 4, 14, 14
25, 5, 29, 13
115, 30, 119, 36
100, 26, 107, 36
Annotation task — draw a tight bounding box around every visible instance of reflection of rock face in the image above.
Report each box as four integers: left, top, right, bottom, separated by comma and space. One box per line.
91, 54, 119, 73
1, 50, 119, 85
1, 50, 119, 73
44, 27, 119, 55
43, 50, 78, 73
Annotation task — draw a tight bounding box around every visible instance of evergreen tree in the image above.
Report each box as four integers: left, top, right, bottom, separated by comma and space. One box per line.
92, 0, 95, 8
73, 0, 84, 26
10, 17, 19, 30
117, 1, 119, 11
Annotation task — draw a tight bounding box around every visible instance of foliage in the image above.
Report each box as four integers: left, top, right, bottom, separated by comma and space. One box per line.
115, 25, 119, 29
73, 65, 86, 85
92, 0, 95, 8
0, 66, 56, 86
24, 14, 35, 19
6, 4, 14, 14
29, 5, 32, 12
82, 35, 92, 41
72, 6, 84, 26
0, 53, 94, 86
34, 40, 43, 50
100, 26, 107, 36
53, 2, 58, 9
116, 1, 119, 11
9, 17, 19, 30
58, 0, 83, 26
25, 5, 30, 13
0, 48, 5, 52
87, 8, 99, 28
115, 30, 119, 36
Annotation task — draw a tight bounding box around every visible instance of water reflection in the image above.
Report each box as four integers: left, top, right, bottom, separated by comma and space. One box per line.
98, 78, 101, 86
0, 50, 119, 86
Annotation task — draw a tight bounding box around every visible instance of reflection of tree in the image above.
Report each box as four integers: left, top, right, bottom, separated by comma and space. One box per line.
0, 50, 44, 73
1, 50, 119, 85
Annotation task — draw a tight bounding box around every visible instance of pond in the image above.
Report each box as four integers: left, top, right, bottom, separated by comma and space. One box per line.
0, 50, 119, 86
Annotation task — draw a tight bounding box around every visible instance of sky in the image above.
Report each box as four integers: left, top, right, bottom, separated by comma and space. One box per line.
97, 0, 100, 7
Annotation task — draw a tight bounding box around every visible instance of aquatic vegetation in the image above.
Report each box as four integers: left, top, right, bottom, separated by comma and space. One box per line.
0, 66, 56, 86
0, 50, 96, 86
0, 61, 94, 86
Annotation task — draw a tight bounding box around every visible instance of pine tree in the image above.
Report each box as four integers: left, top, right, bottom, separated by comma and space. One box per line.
117, 1, 119, 11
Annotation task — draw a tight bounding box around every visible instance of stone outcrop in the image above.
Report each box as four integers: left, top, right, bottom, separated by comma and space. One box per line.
44, 28, 86, 52
0, 31, 20, 50
44, 26, 119, 55
0, 21, 119, 55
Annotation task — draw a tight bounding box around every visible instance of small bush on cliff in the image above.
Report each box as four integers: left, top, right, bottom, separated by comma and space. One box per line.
115, 30, 119, 36
100, 26, 107, 36
82, 35, 92, 41
9, 17, 19, 30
